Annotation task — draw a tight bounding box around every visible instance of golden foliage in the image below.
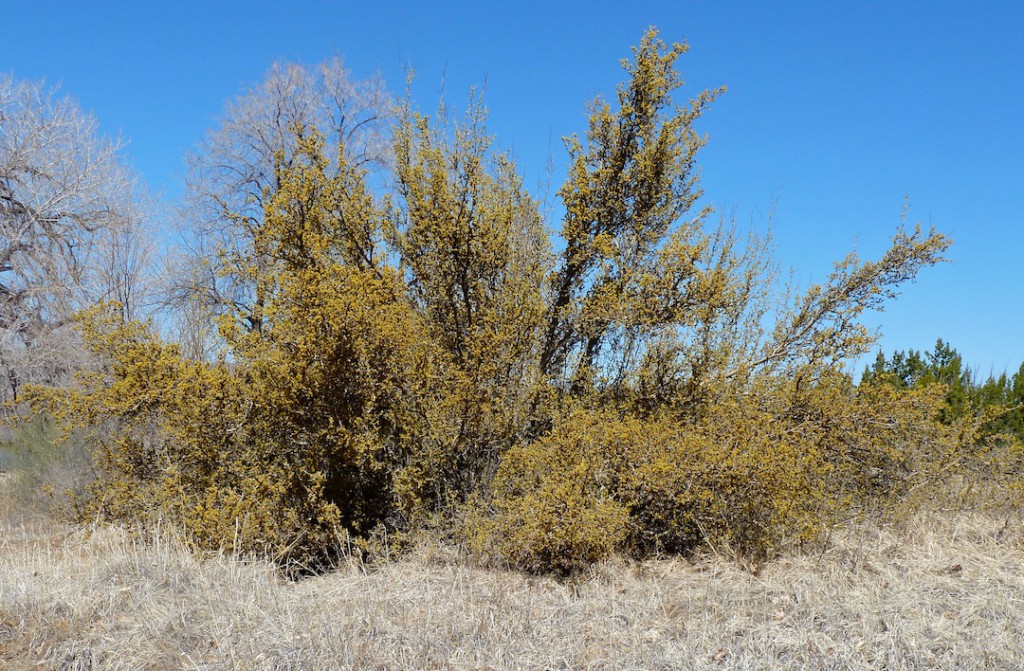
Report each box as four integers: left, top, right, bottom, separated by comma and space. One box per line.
476, 371, 967, 571
392, 93, 551, 498
24, 29, 986, 575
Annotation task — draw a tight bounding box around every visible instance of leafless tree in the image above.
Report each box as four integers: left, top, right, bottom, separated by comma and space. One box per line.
0, 75, 153, 404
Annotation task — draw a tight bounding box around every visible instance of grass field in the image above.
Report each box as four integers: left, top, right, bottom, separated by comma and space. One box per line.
2, 472, 1023, 670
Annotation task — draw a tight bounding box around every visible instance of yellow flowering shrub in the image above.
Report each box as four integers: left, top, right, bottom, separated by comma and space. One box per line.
474, 371, 966, 572
24, 30, 978, 576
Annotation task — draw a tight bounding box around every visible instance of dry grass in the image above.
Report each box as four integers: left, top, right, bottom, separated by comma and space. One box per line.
2, 475, 1024, 670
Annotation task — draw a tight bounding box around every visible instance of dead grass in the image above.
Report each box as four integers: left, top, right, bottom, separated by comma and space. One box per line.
2, 479, 1024, 670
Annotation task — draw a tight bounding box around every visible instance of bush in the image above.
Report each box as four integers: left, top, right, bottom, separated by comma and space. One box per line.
468, 410, 632, 574
33, 273, 434, 571
473, 405, 821, 572
468, 369, 970, 574
25, 30, 965, 576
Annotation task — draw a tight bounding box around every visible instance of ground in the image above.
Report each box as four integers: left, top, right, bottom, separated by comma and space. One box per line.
2, 476, 1023, 670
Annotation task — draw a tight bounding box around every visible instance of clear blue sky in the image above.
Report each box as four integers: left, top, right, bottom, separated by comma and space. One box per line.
3, 1, 1022, 376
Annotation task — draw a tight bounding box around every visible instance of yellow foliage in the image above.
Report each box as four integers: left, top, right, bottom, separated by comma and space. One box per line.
471, 370, 967, 572
391, 90, 552, 500
476, 405, 817, 570
23, 29, 981, 576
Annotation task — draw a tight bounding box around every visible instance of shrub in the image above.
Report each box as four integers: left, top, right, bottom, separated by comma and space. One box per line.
474, 405, 821, 572
471, 369, 970, 573
469, 409, 631, 574
25, 30, 964, 575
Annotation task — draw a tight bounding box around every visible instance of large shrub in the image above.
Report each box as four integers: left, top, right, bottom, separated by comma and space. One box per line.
26, 30, 965, 574
473, 370, 967, 572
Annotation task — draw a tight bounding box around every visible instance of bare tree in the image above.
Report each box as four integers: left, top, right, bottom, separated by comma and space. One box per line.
167, 59, 392, 355
93, 206, 154, 323
0, 75, 152, 404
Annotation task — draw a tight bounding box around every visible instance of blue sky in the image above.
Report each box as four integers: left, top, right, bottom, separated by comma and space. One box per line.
3, 1, 1022, 375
